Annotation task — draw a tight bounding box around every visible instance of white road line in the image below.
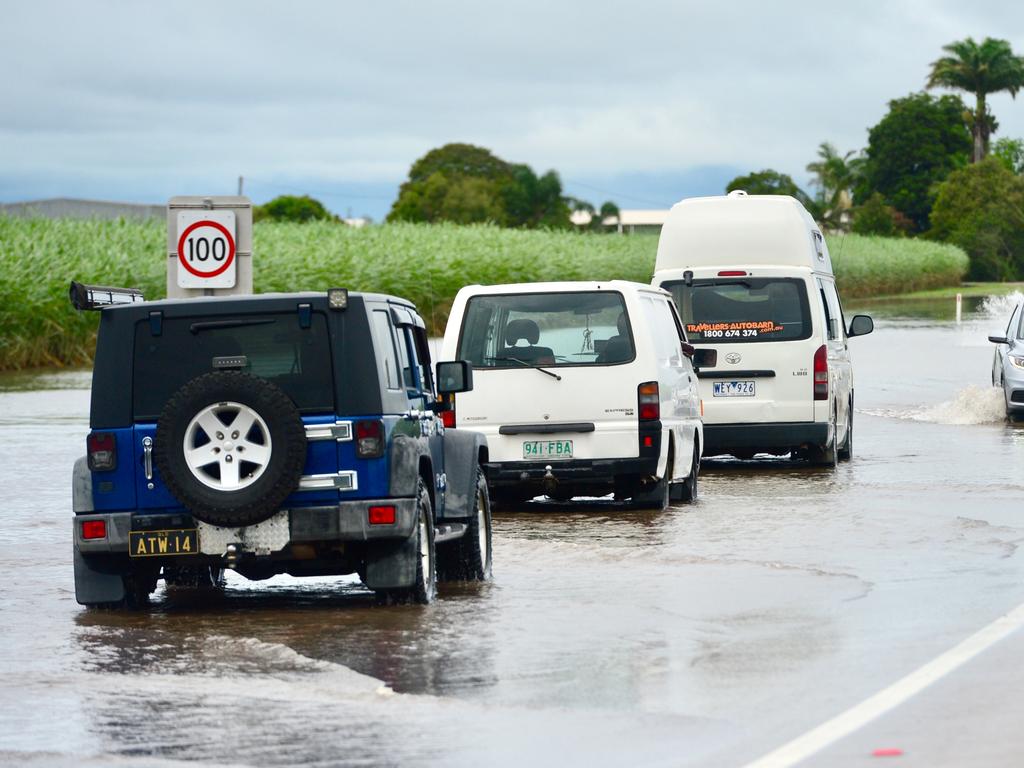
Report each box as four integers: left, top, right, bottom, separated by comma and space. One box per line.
743, 601, 1024, 768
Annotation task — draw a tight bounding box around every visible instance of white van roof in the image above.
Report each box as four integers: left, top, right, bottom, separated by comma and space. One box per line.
455, 280, 669, 298
654, 193, 832, 274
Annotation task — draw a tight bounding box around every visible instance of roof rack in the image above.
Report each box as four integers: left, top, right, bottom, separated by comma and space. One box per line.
69, 281, 145, 311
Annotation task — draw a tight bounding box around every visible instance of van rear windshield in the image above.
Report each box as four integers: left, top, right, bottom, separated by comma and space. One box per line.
132, 313, 334, 420
458, 291, 635, 368
663, 278, 812, 343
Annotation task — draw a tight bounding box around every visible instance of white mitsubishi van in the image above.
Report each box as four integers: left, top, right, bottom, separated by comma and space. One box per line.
653, 192, 873, 465
440, 281, 714, 507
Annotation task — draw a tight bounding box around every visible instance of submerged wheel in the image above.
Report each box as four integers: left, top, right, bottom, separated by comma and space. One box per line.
386, 481, 437, 605
438, 470, 493, 582
838, 402, 853, 461
670, 439, 700, 504
154, 371, 307, 527
810, 407, 839, 468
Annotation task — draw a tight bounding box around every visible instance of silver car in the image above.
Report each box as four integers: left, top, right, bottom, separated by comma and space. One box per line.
988, 301, 1024, 419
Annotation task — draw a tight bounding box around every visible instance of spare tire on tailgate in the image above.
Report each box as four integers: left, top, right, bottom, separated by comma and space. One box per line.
154, 371, 307, 527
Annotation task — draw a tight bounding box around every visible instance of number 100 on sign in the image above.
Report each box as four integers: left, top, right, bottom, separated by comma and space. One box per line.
176, 210, 237, 289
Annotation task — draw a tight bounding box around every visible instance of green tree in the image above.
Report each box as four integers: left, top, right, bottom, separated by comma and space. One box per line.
992, 137, 1024, 174
857, 92, 972, 232
254, 195, 334, 223
566, 197, 620, 231
725, 169, 819, 215
806, 142, 863, 231
927, 37, 1024, 163
852, 192, 902, 237
929, 157, 1024, 280
388, 143, 570, 228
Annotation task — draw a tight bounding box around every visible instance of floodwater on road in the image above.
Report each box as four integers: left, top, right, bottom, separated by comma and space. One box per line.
2, 295, 1024, 767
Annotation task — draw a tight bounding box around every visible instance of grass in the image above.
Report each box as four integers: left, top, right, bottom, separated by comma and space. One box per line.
0, 217, 971, 371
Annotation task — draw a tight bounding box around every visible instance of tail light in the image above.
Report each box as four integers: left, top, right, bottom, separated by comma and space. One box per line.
81, 520, 107, 540
355, 420, 385, 458
368, 505, 396, 525
440, 394, 456, 428
638, 381, 660, 421
813, 345, 828, 400
87, 432, 117, 471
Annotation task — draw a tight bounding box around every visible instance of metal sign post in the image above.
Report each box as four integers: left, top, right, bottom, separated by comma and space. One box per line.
167, 196, 253, 298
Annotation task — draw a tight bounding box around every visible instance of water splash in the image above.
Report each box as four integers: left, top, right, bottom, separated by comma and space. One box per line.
864, 385, 1006, 425
979, 291, 1024, 324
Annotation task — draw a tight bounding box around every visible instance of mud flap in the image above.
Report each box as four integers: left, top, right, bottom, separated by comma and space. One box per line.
363, 535, 417, 590
73, 546, 126, 606
441, 429, 487, 518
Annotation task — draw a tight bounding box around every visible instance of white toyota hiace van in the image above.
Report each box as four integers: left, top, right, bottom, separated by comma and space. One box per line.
653, 192, 873, 465
440, 281, 714, 507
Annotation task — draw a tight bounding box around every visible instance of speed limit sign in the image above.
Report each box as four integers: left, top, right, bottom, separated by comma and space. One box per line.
176, 210, 237, 289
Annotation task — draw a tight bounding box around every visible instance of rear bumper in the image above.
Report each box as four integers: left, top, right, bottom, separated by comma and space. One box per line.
703, 422, 829, 456
74, 499, 418, 556
483, 455, 659, 489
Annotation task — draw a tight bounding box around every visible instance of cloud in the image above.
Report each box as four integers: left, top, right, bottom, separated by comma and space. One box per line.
1, 0, 1022, 217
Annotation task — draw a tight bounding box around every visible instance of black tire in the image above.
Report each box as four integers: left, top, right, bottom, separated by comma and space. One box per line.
387, 481, 437, 605
122, 573, 155, 608
438, 470, 493, 582
670, 439, 699, 504
809, 407, 839, 468
154, 371, 307, 527
163, 565, 225, 590
838, 401, 853, 462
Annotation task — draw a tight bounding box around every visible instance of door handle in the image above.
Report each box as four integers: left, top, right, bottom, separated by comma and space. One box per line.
142, 436, 153, 480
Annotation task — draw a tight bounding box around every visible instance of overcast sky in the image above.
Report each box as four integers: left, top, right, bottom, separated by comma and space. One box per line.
1, 1, 1021, 218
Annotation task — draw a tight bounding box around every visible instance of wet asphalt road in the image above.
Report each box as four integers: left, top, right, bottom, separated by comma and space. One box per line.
2, 297, 1024, 767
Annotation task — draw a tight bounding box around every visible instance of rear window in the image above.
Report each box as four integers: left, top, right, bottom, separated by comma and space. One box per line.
663, 277, 812, 343
132, 313, 334, 420
458, 291, 635, 368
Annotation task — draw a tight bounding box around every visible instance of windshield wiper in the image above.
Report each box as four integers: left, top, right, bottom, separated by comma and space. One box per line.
486, 356, 562, 381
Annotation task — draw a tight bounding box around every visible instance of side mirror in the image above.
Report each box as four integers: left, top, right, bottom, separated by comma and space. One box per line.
847, 315, 874, 338
692, 348, 717, 370
681, 342, 695, 358
436, 360, 474, 395
989, 335, 1011, 345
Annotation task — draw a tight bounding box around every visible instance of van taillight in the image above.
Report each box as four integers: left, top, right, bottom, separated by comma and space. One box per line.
440, 394, 456, 428
718, 270, 748, 276
813, 345, 828, 400
638, 382, 660, 421
87, 432, 116, 471
355, 420, 385, 458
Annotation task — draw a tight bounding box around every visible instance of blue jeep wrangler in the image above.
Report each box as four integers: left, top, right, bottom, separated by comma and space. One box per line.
70, 284, 490, 607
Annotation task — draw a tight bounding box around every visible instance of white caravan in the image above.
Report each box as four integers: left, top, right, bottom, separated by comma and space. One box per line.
652, 192, 873, 465
440, 281, 714, 507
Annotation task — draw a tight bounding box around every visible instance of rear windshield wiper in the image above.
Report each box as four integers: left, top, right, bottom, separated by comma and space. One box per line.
486, 356, 562, 381
189, 318, 276, 334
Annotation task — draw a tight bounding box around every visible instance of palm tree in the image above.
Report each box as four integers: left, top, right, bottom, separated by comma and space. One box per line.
927, 37, 1024, 163
806, 142, 863, 231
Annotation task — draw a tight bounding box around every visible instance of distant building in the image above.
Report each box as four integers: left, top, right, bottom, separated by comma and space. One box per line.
0, 197, 165, 220
571, 208, 670, 234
